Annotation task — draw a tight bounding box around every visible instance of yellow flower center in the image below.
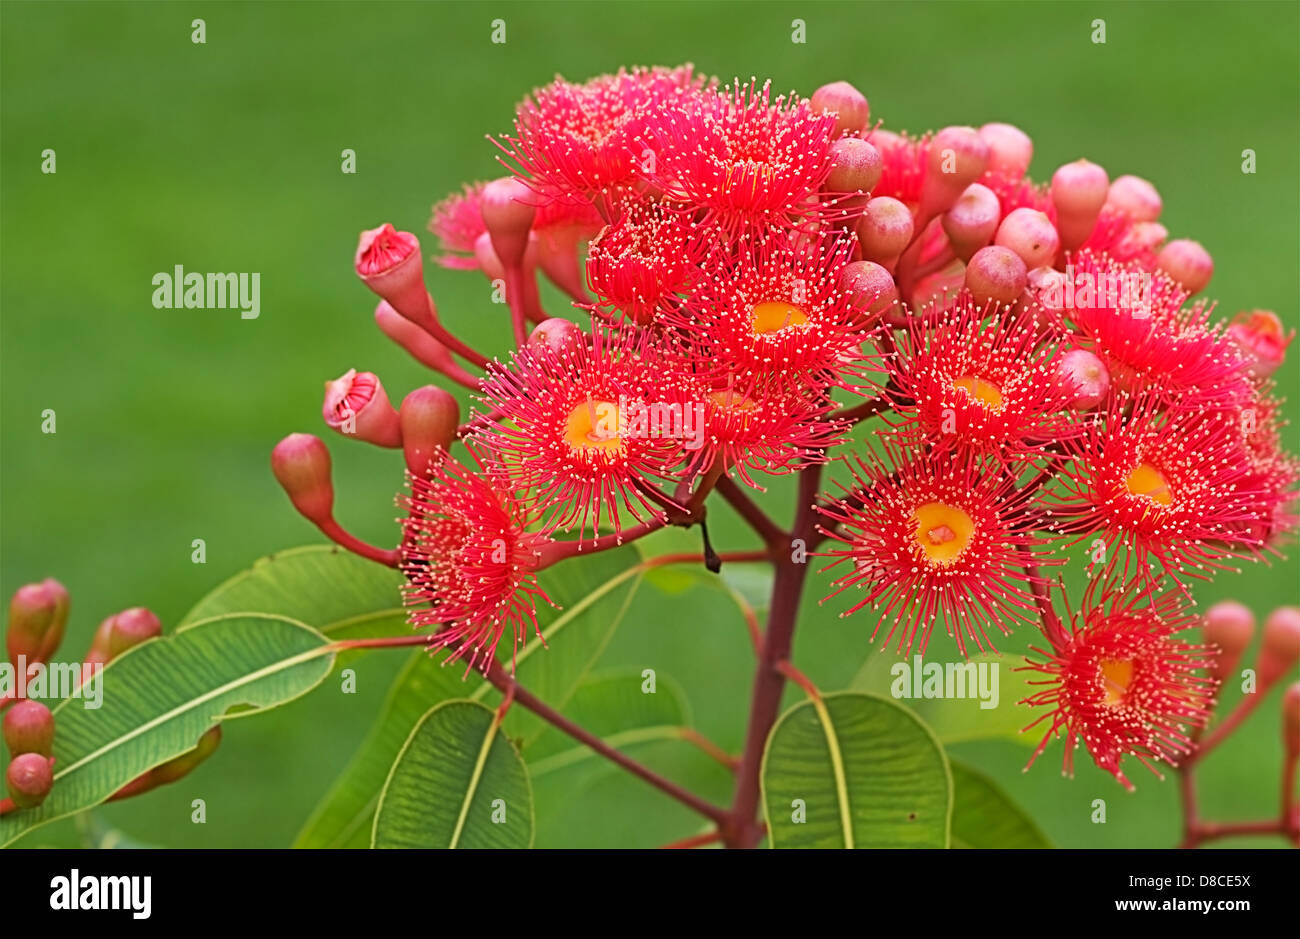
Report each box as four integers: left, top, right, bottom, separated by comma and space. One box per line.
912, 501, 976, 564
751, 300, 809, 335
564, 399, 623, 454
1099, 658, 1135, 706
1125, 462, 1173, 507
951, 375, 1005, 411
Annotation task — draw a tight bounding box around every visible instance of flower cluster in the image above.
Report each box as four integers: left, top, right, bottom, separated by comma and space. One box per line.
269, 67, 1298, 788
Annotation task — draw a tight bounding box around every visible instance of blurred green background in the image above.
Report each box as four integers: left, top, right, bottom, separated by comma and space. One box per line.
2, 0, 1296, 848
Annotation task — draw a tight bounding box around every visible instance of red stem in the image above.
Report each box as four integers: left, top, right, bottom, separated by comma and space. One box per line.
316, 518, 401, 568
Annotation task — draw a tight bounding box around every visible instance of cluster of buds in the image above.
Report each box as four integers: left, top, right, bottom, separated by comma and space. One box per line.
1, 580, 217, 814
270, 66, 1298, 788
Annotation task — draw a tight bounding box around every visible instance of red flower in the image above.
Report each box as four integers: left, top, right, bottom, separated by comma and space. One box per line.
401, 455, 553, 673
816, 443, 1056, 657
585, 198, 703, 325
429, 182, 487, 270
1021, 575, 1216, 790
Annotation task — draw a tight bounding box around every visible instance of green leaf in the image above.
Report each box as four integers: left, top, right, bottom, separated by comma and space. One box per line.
950, 760, 1052, 848
372, 700, 532, 848
0, 613, 333, 848
294, 547, 644, 847
180, 545, 406, 651
849, 650, 1036, 745
761, 691, 951, 848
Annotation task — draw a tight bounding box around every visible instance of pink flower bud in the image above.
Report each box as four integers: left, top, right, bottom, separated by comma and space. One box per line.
400, 386, 460, 477
995, 207, 1060, 269
1259, 606, 1300, 690
838, 261, 898, 324
825, 138, 883, 195
481, 177, 537, 270
1203, 600, 1256, 684
810, 81, 869, 137
1282, 683, 1300, 755
374, 301, 459, 374
1106, 174, 1162, 221
3, 700, 54, 757
106, 607, 162, 659
271, 433, 335, 525
6, 578, 69, 667
1056, 348, 1110, 410
528, 317, 584, 356
1050, 159, 1109, 250
355, 224, 431, 327
941, 183, 1000, 261
965, 245, 1027, 308
1228, 310, 1293, 379
856, 196, 914, 268
322, 369, 402, 448
1156, 239, 1213, 293
152, 725, 222, 784
921, 126, 989, 217
83, 616, 114, 667
6, 753, 53, 809
978, 122, 1033, 179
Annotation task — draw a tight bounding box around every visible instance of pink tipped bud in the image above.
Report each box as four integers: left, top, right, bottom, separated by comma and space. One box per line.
994, 207, 1060, 269
1055, 348, 1110, 410
83, 616, 115, 667
941, 183, 1000, 261
1156, 239, 1213, 294
1050, 159, 1109, 250
481, 177, 536, 270
271, 433, 335, 525
838, 261, 898, 325
1259, 606, 1300, 689
856, 197, 914, 268
322, 369, 402, 448
355, 225, 431, 327
7, 579, 70, 668
978, 122, 1033, 179
825, 138, 883, 195
1027, 266, 1069, 314
1228, 310, 1293, 379
153, 725, 223, 784
1106, 174, 1162, 221
528, 317, 584, 356
965, 245, 1027, 308
399, 386, 460, 477
810, 81, 869, 137
6, 753, 53, 809
1282, 683, 1300, 754
3, 700, 54, 757
1124, 221, 1168, 255
921, 127, 989, 216
106, 607, 162, 659
1203, 600, 1256, 683
374, 301, 460, 374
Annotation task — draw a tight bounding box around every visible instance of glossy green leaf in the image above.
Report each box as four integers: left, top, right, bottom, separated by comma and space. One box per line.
372, 700, 532, 848
0, 614, 333, 848
761, 691, 951, 848
950, 760, 1051, 848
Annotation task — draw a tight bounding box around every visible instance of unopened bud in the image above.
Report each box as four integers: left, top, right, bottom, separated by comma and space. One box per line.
6, 578, 70, 667
838, 261, 898, 325
978, 122, 1033, 179
965, 245, 1027, 308
481, 177, 536, 270
920, 126, 989, 217
528, 317, 584, 356
995, 208, 1060, 269
1228, 310, 1292, 380
322, 369, 402, 448
856, 197, 913, 268
810, 81, 869, 137
2, 700, 54, 757
271, 433, 335, 525
1050, 159, 1109, 250
152, 725, 223, 784
1203, 600, 1256, 684
106, 607, 162, 659
1056, 348, 1110, 410
1106, 174, 1162, 222
825, 138, 883, 195
1156, 239, 1213, 294
400, 386, 460, 477
6, 753, 53, 809
941, 183, 1000, 261
1259, 606, 1300, 689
